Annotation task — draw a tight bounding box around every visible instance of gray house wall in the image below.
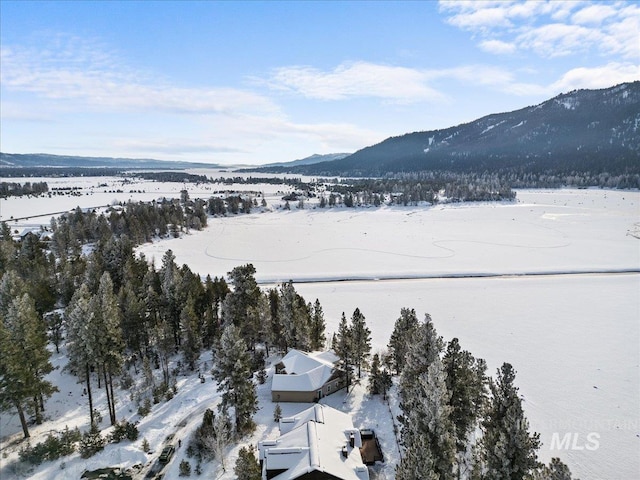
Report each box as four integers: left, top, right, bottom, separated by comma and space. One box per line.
271, 376, 346, 403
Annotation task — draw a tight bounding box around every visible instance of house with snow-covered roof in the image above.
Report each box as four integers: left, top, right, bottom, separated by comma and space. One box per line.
271, 349, 345, 403
258, 404, 369, 480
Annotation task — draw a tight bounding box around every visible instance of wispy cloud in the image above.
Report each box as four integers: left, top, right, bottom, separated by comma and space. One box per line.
263, 61, 445, 103
439, 0, 639, 60
478, 39, 517, 55
114, 139, 249, 155
269, 57, 637, 101
261, 61, 528, 104
0, 34, 278, 116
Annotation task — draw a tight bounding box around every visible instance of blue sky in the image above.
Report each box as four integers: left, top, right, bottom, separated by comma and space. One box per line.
1, 1, 638, 165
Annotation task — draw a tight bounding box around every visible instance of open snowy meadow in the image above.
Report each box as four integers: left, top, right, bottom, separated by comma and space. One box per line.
1, 173, 638, 479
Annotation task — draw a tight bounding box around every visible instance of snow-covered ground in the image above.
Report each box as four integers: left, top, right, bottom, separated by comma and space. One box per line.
1, 174, 638, 479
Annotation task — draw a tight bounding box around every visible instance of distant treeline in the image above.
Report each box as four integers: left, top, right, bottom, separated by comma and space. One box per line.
213, 176, 310, 189
325, 174, 516, 205
0, 167, 126, 177
50, 193, 266, 255
126, 172, 209, 183
51, 198, 208, 256
501, 170, 640, 189
0, 181, 49, 198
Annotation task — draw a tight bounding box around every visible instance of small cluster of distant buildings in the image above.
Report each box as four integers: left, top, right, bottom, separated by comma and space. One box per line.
260, 349, 383, 480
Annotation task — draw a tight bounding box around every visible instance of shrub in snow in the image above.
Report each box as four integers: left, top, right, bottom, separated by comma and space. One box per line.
109, 420, 139, 443
79, 423, 105, 458
18, 426, 81, 465
179, 460, 191, 477
273, 403, 282, 422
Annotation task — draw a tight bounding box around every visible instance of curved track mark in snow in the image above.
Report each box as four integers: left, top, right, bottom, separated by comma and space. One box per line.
203, 245, 455, 263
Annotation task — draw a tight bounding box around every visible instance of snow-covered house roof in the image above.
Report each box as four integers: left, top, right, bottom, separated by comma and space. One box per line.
259, 404, 369, 480
272, 349, 339, 393
11, 226, 42, 241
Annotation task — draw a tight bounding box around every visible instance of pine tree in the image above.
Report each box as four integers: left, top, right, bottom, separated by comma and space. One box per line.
0, 270, 25, 317
479, 363, 541, 480
234, 445, 261, 480
309, 299, 326, 350
399, 357, 456, 480
1, 293, 57, 438
252, 293, 273, 355
395, 433, 438, 480
350, 308, 371, 379
397, 316, 455, 480
369, 353, 381, 395
278, 281, 310, 351
65, 284, 97, 425
334, 312, 353, 389
443, 338, 487, 454
531, 458, 575, 480
368, 353, 393, 399
398, 314, 443, 403
118, 265, 148, 355
159, 249, 182, 348
267, 288, 285, 353
91, 272, 124, 425
79, 422, 105, 458
221, 264, 261, 347
388, 308, 420, 375
212, 325, 258, 434
202, 275, 228, 348
181, 295, 202, 370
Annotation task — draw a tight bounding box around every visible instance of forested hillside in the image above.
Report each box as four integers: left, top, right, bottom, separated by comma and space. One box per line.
255, 82, 640, 188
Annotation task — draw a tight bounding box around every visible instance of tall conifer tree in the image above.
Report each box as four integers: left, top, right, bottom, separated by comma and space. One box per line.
350, 308, 371, 379
479, 363, 541, 479
212, 325, 258, 434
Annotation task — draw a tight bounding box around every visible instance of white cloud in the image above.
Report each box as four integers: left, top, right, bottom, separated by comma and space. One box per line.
0, 38, 279, 116
265, 62, 444, 103
438, 0, 639, 60
478, 39, 517, 54
263, 61, 528, 105
114, 139, 249, 155
444, 5, 513, 31
550, 62, 640, 92
428, 65, 516, 86
516, 23, 603, 57
571, 4, 618, 25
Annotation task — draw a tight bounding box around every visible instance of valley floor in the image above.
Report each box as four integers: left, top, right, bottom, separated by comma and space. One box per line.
1, 185, 638, 479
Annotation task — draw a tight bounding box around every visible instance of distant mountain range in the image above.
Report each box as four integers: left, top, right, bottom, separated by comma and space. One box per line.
0, 151, 345, 171
254, 82, 640, 177
261, 152, 351, 168
0, 153, 216, 169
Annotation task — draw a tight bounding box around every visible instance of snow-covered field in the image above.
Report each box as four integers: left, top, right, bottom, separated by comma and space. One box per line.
1, 173, 638, 479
